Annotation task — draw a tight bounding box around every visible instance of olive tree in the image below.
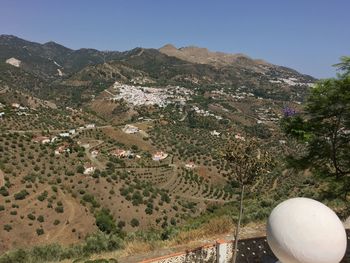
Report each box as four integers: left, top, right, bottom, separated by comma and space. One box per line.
225, 138, 273, 263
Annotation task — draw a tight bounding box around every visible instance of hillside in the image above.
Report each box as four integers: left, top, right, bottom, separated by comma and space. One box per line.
2, 35, 343, 262
0, 35, 315, 106
159, 44, 268, 68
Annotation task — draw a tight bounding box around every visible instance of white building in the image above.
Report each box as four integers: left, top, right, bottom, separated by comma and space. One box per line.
91, 150, 99, 157
59, 132, 70, 138
185, 162, 196, 169
11, 103, 20, 109
84, 164, 96, 175
152, 151, 168, 161
85, 124, 95, 129
210, 130, 221, 137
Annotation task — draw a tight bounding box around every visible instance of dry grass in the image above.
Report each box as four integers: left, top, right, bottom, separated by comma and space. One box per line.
171, 216, 233, 245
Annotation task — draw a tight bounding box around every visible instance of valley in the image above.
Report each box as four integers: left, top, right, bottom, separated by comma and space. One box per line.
0, 35, 348, 263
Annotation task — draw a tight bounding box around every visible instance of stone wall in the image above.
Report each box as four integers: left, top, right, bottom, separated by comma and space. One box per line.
140, 241, 231, 263
140, 236, 277, 263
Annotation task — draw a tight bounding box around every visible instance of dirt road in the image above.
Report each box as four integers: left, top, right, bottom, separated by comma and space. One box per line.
0, 169, 4, 187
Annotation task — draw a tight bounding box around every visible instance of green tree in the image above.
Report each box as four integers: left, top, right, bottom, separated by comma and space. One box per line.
95, 209, 116, 234
282, 57, 350, 199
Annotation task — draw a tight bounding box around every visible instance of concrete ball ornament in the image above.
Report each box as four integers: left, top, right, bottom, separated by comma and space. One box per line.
267, 197, 347, 263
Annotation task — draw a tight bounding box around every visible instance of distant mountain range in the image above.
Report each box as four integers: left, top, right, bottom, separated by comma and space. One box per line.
0, 34, 315, 106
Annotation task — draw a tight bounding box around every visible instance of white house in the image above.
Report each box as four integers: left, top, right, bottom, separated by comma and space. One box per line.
11, 103, 20, 109
91, 150, 99, 157
210, 130, 221, 137
152, 151, 168, 161
185, 162, 196, 169
85, 124, 95, 129
84, 164, 96, 175
59, 132, 70, 138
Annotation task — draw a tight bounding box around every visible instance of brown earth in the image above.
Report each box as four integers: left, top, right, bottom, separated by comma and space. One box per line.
0, 169, 4, 187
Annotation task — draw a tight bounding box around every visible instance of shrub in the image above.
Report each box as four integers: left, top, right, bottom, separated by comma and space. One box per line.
3, 224, 12, 232
95, 209, 116, 234
37, 215, 44, 223
83, 194, 100, 208
14, 190, 29, 200
0, 187, 9, 197
36, 228, 44, 236
145, 207, 153, 215
37, 191, 48, 201
130, 218, 139, 227
27, 213, 36, 220
117, 221, 125, 229
76, 165, 85, 174
55, 206, 64, 213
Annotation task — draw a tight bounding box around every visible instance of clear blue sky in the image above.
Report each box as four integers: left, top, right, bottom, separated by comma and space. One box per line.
1, 0, 349, 78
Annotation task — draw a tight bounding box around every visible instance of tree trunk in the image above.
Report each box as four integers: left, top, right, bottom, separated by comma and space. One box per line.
232, 184, 244, 263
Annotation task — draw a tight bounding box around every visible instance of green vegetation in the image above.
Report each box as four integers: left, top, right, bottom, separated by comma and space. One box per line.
95, 209, 116, 234
0, 34, 347, 263
282, 57, 350, 202
14, 190, 29, 200
130, 218, 140, 227
0, 233, 123, 263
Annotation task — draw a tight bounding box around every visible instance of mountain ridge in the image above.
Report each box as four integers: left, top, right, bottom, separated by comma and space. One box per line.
0, 35, 315, 107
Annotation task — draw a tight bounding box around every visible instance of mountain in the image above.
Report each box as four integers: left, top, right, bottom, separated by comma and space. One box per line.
0, 35, 316, 106
0, 34, 122, 79
159, 44, 269, 68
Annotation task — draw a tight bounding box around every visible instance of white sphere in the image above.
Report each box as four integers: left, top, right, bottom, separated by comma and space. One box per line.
267, 197, 347, 263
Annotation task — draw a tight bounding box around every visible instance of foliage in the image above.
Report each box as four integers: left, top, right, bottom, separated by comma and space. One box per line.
225, 138, 274, 187
282, 57, 350, 199
0, 233, 123, 263
130, 218, 139, 227
14, 189, 29, 200
95, 209, 116, 234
